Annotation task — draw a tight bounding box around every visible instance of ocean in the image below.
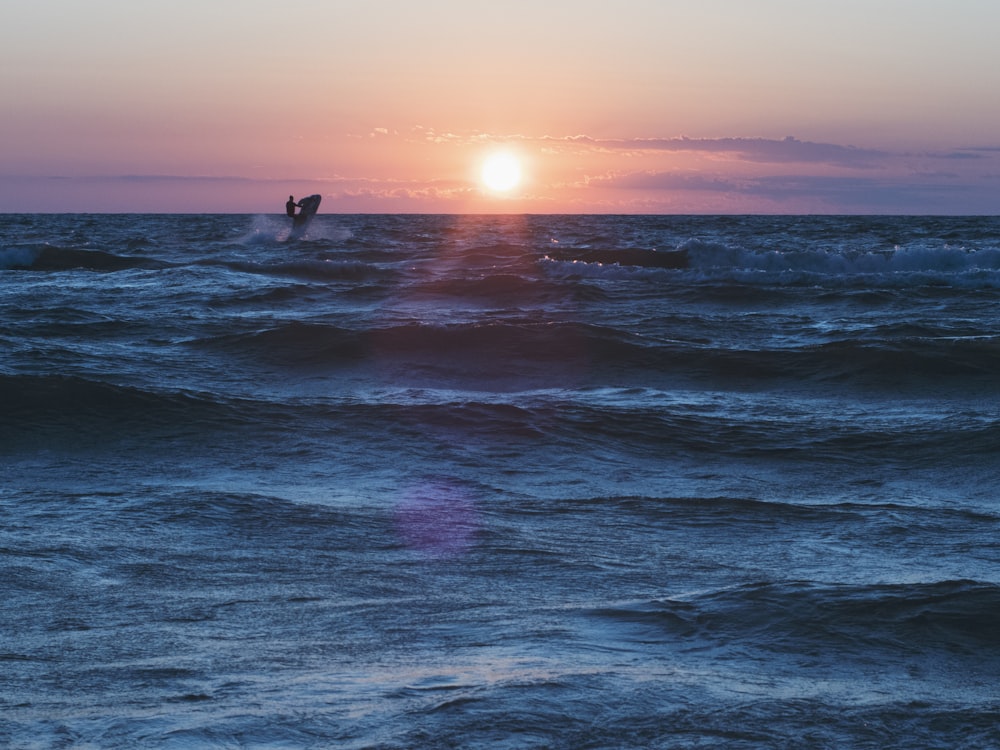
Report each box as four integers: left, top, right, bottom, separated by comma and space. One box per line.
2, 213, 999, 749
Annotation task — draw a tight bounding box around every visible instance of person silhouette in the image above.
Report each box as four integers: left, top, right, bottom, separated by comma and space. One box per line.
286, 196, 298, 218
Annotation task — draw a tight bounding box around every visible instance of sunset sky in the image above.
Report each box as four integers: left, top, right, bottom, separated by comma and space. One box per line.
2, 1, 999, 213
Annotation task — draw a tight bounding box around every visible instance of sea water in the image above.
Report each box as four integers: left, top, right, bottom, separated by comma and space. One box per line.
2, 214, 999, 748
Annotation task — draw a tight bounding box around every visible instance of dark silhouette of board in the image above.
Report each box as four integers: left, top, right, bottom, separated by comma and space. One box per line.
291, 194, 322, 237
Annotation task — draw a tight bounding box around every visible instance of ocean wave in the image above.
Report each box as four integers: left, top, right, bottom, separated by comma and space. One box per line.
542, 237, 1000, 288
1, 373, 186, 412
195, 320, 657, 382
0, 246, 41, 269
591, 495, 999, 527
0, 244, 169, 272
0, 374, 263, 442
214, 257, 389, 283
681, 237, 1000, 286
188, 316, 1000, 391
403, 273, 609, 306
544, 247, 689, 269
194, 321, 368, 363
588, 579, 1000, 655
647, 336, 1000, 390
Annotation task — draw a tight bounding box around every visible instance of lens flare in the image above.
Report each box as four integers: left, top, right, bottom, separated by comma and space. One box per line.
394, 481, 477, 559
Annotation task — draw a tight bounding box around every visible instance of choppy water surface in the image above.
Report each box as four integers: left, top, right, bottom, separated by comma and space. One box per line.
2, 214, 999, 748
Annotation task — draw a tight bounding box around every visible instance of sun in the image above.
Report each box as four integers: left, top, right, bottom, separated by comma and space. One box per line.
481, 152, 522, 192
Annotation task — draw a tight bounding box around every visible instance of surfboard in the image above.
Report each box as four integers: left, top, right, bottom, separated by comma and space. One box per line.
291, 194, 322, 235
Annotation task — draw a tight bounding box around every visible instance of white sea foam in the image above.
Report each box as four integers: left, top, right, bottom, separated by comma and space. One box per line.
676, 237, 1000, 287
238, 214, 289, 244
238, 214, 353, 245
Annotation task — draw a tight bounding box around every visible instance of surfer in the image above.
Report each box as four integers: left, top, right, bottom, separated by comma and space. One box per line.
286, 195, 300, 218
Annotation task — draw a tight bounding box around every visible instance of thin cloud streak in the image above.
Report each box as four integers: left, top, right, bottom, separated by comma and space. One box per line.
589, 169, 1000, 214
420, 129, 890, 167
551, 135, 888, 167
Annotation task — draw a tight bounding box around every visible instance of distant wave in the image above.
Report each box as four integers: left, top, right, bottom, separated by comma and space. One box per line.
0, 245, 168, 271
543, 238, 1000, 288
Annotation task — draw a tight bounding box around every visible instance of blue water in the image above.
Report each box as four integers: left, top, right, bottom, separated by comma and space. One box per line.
2, 214, 1000, 748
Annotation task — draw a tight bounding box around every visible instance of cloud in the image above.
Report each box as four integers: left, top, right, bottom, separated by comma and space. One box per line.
568, 135, 888, 167
587, 171, 744, 192
745, 174, 986, 212
929, 150, 988, 160
112, 174, 257, 183
580, 169, 1000, 214
421, 129, 888, 167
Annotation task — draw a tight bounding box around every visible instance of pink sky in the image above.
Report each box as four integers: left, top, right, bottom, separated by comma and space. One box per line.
2, 1, 999, 213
